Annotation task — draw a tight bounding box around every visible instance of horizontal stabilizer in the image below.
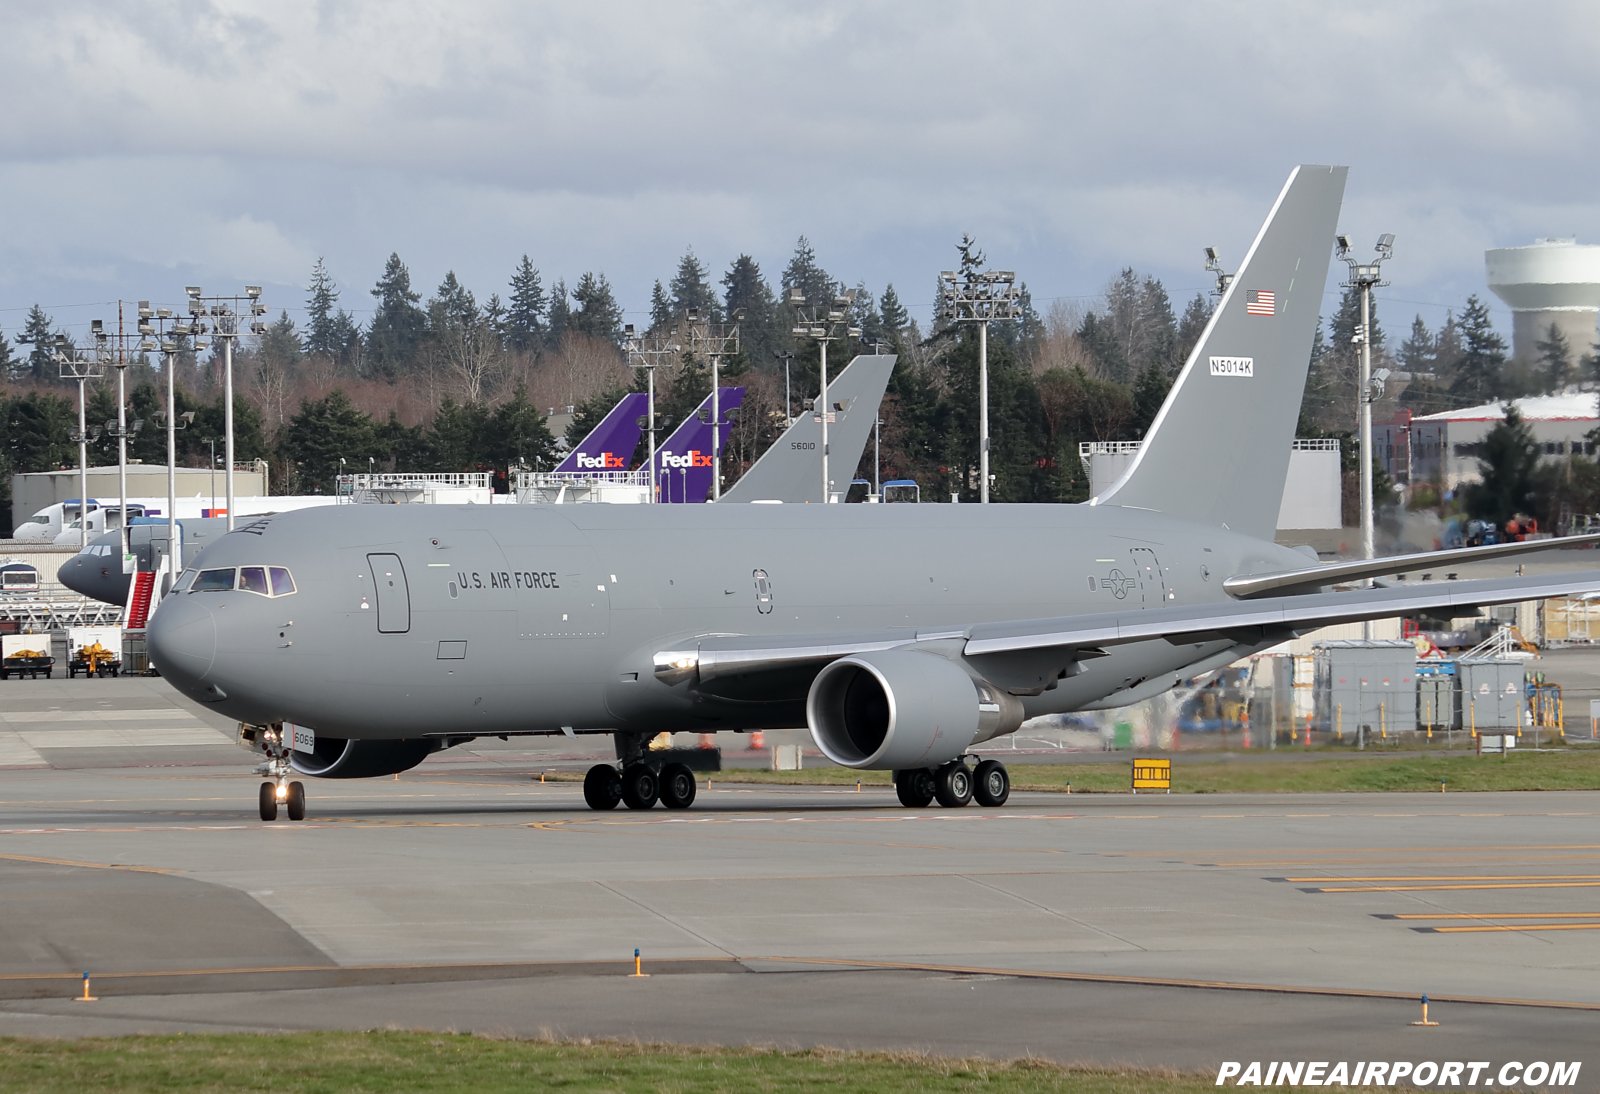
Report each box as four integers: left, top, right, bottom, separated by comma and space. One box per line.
1224, 534, 1600, 599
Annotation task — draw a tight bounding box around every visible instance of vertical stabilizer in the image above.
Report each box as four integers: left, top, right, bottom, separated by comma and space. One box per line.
652, 387, 747, 503
723, 354, 897, 503
1094, 165, 1347, 540
554, 392, 649, 473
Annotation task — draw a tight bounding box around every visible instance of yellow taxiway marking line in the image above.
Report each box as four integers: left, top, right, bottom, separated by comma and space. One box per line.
1427, 923, 1600, 933
0, 851, 178, 873
754, 956, 1600, 1011
1311, 881, 1600, 892
1389, 912, 1600, 919
1286, 874, 1600, 882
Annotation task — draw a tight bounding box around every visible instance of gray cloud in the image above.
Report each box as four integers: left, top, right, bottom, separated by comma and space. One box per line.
3, 1, 1597, 340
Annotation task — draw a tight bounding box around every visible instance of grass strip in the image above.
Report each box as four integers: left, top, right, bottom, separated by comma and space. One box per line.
717, 749, 1600, 794
0, 1031, 1214, 1094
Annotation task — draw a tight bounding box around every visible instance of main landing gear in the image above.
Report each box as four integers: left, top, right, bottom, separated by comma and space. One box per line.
253, 725, 307, 822
894, 758, 1009, 809
582, 761, 697, 811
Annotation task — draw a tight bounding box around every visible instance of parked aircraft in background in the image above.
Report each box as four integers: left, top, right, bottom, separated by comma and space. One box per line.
148, 165, 1600, 824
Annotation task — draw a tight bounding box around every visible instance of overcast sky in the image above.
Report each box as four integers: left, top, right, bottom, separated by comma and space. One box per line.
3, 1, 1597, 345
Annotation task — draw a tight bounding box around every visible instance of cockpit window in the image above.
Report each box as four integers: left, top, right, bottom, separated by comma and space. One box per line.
193, 568, 236, 592
173, 569, 197, 592
187, 566, 295, 596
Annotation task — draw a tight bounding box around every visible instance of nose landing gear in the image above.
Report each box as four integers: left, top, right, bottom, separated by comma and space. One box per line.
250, 724, 308, 822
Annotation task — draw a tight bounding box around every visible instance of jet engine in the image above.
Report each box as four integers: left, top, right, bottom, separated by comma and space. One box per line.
806, 648, 1023, 770
290, 736, 438, 779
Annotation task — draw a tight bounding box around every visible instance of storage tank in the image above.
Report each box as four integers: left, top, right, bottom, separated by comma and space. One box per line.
1485, 238, 1600, 363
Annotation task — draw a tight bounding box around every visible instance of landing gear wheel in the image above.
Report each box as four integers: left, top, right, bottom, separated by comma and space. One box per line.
258, 781, 278, 822
894, 768, 936, 808
658, 762, 697, 810
286, 781, 306, 821
620, 763, 659, 810
934, 761, 973, 808
583, 764, 623, 810
972, 760, 1010, 807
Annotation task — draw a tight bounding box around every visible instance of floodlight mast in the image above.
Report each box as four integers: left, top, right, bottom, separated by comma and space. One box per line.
938, 262, 1022, 503
141, 304, 194, 582
624, 326, 680, 502
53, 334, 106, 549
1336, 232, 1394, 639
189, 286, 264, 529
789, 286, 862, 502
677, 308, 741, 501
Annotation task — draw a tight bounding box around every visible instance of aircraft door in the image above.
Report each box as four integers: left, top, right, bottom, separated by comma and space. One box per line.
1129, 548, 1170, 606
367, 553, 412, 633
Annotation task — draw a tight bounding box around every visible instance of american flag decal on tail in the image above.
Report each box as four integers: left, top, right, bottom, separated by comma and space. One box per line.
1246, 289, 1275, 316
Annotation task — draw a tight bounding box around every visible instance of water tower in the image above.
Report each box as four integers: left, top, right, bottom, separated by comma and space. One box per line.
1485, 238, 1600, 362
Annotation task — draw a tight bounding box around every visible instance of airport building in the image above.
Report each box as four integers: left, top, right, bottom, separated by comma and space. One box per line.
1404, 393, 1599, 489
11, 462, 268, 530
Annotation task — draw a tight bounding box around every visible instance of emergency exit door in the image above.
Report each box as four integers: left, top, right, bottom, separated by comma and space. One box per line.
367, 553, 411, 633
1129, 548, 1170, 605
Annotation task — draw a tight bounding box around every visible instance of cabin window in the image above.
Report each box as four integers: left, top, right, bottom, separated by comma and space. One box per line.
192, 568, 236, 592
238, 567, 270, 595
269, 567, 296, 596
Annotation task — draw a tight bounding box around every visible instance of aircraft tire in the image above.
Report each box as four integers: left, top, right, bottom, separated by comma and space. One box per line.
286, 781, 306, 821
894, 768, 936, 808
973, 760, 1010, 807
258, 782, 278, 822
659, 762, 697, 810
933, 761, 973, 808
583, 764, 623, 810
620, 763, 659, 810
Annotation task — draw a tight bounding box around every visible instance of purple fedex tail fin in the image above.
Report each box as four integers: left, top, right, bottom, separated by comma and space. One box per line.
651, 387, 746, 503
554, 392, 649, 474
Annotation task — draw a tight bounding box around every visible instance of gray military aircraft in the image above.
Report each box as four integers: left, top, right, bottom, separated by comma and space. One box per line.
148, 164, 1600, 822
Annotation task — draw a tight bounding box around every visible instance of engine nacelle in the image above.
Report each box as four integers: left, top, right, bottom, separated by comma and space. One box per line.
806, 648, 1024, 770
290, 736, 438, 779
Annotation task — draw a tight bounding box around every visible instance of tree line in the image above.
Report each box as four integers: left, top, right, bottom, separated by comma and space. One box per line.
3, 236, 1560, 537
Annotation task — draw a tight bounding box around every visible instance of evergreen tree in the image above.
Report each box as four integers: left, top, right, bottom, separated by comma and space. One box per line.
721, 255, 781, 365
1450, 295, 1506, 405
21, 304, 54, 381
261, 312, 303, 368
547, 278, 570, 344
366, 253, 426, 379
851, 281, 883, 347
0, 326, 15, 381
569, 272, 623, 344
781, 236, 834, 306
1465, 405, 1541, 528
1536, 322, 1573, 392
649, 281, 672, 329
277, 390, 382, 493
304, 258, 341, 357
3, 390, 76, 471
505, 256, 547, 352
1076, 312, 1131, 383
1130, 362, 1169, 436
483, 293, 506, 351
1398, 314, 1435, 372
1329, 283, 1385, 353
431, 271, 478, 331
1175, 293, 1211, 365
487, 382, 559, 473
669, 249, 718, 320
879, 284, 909, 350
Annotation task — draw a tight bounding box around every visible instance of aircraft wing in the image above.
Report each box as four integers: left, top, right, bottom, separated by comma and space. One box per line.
1223, 534, 1600, 599
659, 568, 1600, 696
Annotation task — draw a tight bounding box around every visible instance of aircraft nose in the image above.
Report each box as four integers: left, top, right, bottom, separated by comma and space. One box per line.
148, 594, 216, 686
57, 555, 93, 597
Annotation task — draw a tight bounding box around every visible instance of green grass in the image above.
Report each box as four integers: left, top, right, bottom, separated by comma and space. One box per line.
0, 1032, 1213, 1094
722, 748, 1600, 794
